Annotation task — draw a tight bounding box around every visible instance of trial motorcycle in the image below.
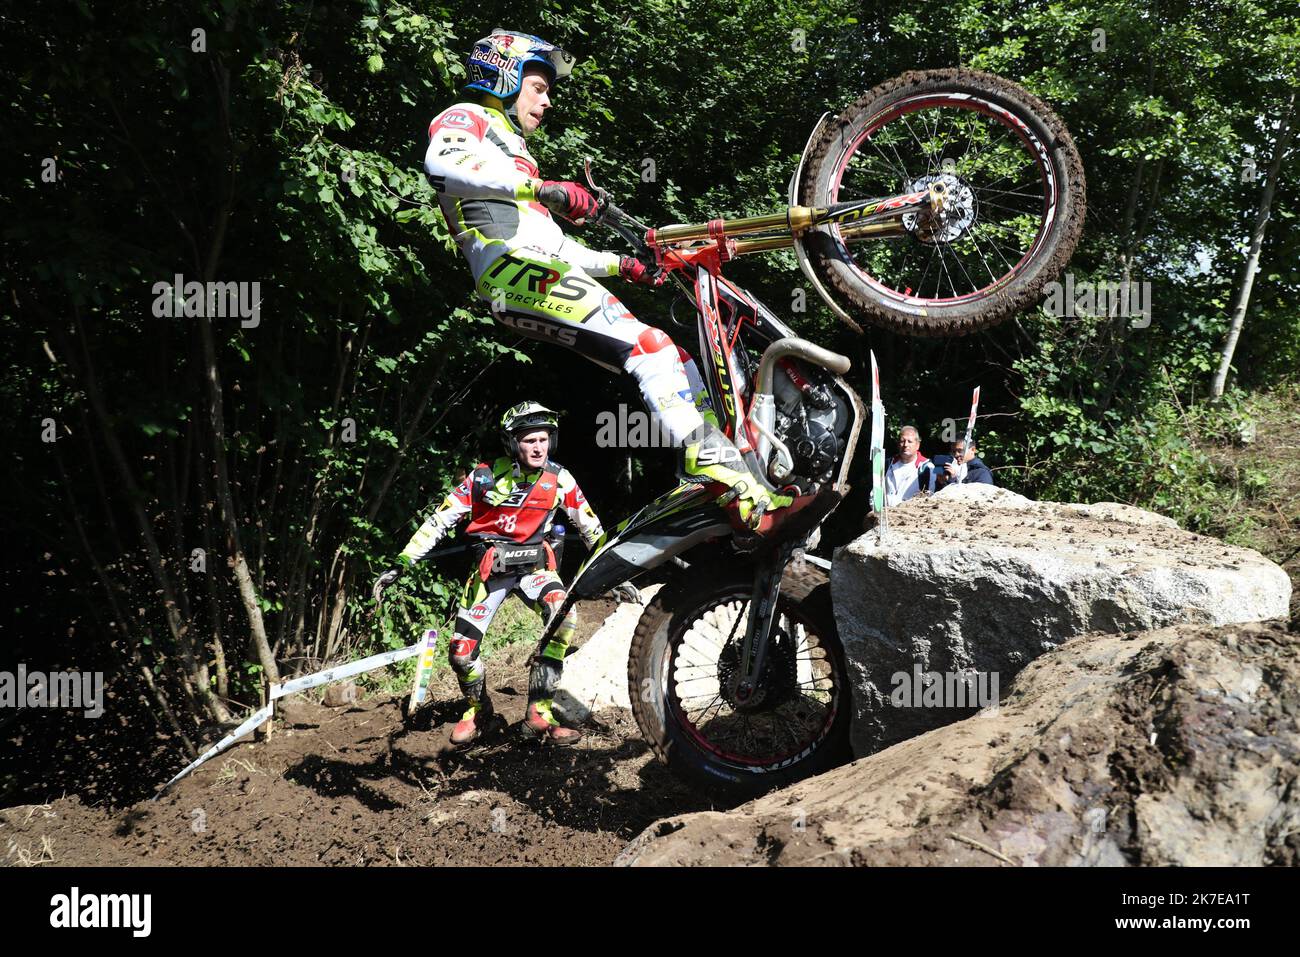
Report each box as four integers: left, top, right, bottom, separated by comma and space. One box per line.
541, 68, 1085, 799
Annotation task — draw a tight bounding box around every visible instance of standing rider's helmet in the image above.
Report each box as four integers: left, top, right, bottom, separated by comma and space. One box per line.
463, 30, 575, 131
500, 401, 560, 459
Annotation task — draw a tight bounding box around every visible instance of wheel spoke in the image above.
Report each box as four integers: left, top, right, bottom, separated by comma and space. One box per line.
827, 94, 1061, 304
666, 589, 839, 767
866, 136, 908, 184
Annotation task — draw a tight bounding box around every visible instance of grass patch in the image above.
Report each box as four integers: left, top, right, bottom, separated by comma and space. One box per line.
1196, 382, 1300, 566
354, 593, 546, 699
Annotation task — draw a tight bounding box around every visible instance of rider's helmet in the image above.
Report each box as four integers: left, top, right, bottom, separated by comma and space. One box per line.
500, 401, 559, 459
463, 29, 575, 131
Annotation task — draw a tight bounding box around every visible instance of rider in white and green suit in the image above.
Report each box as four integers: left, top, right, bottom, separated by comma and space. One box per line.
423, 29, 792, 530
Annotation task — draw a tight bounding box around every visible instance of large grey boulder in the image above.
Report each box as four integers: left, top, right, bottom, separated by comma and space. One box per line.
554, 585, 661, 723
832, 483, 1291, 756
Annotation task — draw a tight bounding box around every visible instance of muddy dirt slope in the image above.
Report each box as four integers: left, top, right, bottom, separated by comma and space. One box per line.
1, 630, 718, 867
618, 619, 1300, 867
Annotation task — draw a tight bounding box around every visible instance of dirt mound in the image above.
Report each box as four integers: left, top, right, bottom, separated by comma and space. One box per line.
1, 608, 719, 867
617, 619, 1300, 866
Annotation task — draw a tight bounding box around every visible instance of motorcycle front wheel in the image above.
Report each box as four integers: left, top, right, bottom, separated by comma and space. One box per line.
799, 68, 1086, 337
628, 568, 851, 802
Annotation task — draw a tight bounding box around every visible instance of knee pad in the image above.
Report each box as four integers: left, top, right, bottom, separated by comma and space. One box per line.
448, 636, 480, 674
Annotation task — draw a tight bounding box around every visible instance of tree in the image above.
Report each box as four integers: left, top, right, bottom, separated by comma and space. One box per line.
1212, 89, 1295, 398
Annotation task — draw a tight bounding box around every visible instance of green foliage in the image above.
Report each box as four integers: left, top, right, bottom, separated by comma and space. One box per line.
836, 0, 1297, 539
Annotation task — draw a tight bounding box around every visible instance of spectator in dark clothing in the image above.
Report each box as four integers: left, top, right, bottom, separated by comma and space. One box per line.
931, 438, 994, 492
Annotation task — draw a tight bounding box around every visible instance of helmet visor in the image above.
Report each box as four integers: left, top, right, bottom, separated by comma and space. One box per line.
540, 46, 575, 82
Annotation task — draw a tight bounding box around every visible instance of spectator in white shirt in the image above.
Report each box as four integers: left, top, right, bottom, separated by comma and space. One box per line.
883, 426, 934, 507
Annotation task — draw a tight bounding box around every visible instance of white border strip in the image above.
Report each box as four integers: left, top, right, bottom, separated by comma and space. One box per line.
272, 644, 420, 700
155, 703, 274, 796
154, 642, 424, 798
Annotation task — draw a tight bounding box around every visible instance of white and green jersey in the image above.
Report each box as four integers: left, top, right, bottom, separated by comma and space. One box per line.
424, 102, 620, 282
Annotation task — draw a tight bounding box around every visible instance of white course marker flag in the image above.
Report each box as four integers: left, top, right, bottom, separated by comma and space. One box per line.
271, 643, 420, 700
964, 386, 981, 453
154, 642, 423, 797
869, 350, 887, 540
407, 628, 439, 713
154, 703, 274, 797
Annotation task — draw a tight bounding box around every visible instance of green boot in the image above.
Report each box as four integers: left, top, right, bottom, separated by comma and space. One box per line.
680, 424, 792, 529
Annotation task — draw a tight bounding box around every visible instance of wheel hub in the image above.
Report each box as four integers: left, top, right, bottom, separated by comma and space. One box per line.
904, 172, 976, 243
717, 632, 799, 713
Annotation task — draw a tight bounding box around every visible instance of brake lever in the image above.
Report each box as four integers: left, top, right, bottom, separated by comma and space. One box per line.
582, 157, 611, 225
583, 156, 660, 262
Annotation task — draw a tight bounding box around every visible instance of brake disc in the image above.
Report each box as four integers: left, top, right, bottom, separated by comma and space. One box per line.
904, 171, 977, 243
716, 629, 799, 713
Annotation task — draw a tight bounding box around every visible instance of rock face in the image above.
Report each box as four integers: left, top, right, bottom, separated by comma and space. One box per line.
554, 585, 661, 724
832, 484, 1291, 756
617, 620, 1300, 866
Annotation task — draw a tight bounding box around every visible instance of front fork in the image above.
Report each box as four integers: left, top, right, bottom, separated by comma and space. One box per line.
733, 541, 798, 707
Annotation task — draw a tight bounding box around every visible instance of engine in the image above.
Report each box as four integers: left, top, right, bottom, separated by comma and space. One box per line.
770, 359, 851, 484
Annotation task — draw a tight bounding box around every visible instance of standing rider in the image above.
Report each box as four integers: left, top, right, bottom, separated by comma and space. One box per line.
374, 402, 604, 746
423, 29, 792, 531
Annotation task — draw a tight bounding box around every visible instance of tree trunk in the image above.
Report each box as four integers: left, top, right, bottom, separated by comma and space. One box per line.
193, 432, 232, 706
1211, 90, 1295, 399
196, 312, 281, 684
192, 40, 280, 683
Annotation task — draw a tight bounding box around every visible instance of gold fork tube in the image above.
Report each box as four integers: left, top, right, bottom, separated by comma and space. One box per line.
653, 202, 920, 248
730, 220, 906, 256
651, 207, 824, 245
